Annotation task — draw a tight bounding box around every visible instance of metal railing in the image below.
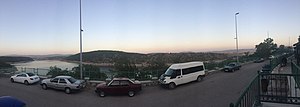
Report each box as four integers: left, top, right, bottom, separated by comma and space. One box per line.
292, 61, 300, 89
230, 72, 300, 107
1, 66, 162, 81
230, 74, 260, 107
260, 73, 300, 104
16, 67, 50, 76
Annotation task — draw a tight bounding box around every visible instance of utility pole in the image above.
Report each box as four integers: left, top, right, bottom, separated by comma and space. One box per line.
235, 12, 239, 63
79, 0, 83, 79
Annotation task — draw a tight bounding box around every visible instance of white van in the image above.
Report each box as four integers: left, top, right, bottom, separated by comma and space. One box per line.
159, 61, 205, 89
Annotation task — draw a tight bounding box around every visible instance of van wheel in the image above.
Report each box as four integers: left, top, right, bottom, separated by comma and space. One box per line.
169, 82, 176, 89
197, 76, 203, 82
128, 91, 135, 97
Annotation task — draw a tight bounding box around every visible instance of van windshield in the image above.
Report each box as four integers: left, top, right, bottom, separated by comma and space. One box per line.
164, 69, 179, 76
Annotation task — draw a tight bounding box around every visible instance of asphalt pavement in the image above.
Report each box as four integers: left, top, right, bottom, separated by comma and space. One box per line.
0, 61, 268, 107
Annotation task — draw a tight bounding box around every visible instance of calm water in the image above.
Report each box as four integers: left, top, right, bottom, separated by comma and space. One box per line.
12, 60, 78, 75
12, 60, 78, 70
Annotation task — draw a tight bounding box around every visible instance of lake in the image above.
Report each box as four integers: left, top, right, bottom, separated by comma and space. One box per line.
12, 60, 79, 75
12, 60, 113, 76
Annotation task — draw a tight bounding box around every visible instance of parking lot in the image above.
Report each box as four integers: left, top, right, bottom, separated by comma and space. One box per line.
0, 61, 267, 107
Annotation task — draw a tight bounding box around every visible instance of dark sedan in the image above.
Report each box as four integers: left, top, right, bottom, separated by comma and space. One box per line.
223, 62, 241, 72
95, 78, 142, 97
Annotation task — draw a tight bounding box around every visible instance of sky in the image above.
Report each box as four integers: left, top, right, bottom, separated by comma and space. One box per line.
1, 0, 300, 55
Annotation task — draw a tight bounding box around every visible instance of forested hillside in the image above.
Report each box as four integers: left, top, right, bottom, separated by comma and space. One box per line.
65, 50, 230, 64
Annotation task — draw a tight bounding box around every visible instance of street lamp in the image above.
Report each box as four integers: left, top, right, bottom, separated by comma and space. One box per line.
79, 0, 83, 79
235, 12, 239, 63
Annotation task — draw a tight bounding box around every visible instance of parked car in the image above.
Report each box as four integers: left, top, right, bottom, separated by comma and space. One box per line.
40, 76, 86, 94
10, 72, 40, 85
0, 96, 26, 107
159, 61, 206, 89
95, 78, 142, 97
223, 62, 241, 72
260, 64, 272, 74
254, 58, 265, 63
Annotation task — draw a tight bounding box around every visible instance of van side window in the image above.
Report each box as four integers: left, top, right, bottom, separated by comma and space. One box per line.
182, 66, 204, 75
171, 69, 181, 77
175, 69, 181, 76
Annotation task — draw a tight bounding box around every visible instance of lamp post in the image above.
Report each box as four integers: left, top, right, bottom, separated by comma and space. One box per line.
235, 12, 239, 63
79, 0, 83, 79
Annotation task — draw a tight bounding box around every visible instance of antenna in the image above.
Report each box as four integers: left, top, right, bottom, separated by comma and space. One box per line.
267, 31, 270, 38
289, 36, 291, 46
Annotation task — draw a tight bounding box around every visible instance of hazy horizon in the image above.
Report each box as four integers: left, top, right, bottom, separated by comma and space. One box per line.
1, 48, 256, 56
1, 0, 299, 55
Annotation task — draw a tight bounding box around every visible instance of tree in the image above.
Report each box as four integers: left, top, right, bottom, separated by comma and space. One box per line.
72, 65, 107, 80
113, 57, 137, 78
47, 66, 71, 77
255, 38, 277, 58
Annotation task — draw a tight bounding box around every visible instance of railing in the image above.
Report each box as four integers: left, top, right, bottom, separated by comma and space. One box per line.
292, 61, 300, 89
230, 74, 260, 107
16, 67, 50, 76
260, 73, 300, 104
0, 66, 161, 81
230, 72, 300, 107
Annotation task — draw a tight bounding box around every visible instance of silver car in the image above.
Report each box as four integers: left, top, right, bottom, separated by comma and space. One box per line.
40, 76, 86, 94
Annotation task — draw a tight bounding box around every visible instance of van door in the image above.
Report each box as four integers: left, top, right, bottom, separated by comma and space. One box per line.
172, 69, 183, 85
181, 68, 193, 83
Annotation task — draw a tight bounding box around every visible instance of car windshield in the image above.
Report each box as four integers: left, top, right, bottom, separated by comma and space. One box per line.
67, 77, 77, 84
26, 73, 35, 77
164, 68, 178, 76
228, 63, 236, 66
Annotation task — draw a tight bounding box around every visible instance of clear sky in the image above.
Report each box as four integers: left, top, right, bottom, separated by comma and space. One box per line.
1, 0, 300, 55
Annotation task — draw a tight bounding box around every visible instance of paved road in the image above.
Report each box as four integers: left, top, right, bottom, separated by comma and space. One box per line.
0, 61, 268, 107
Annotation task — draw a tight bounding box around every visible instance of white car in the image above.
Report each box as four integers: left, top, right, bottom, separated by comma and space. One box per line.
10, 73, 40, 85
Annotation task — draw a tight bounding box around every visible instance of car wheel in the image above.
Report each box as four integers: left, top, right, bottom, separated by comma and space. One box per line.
65, 88, 71, 94
168, 82, 176, 89
24, 80, 29, 85
42, 84, 47, 90
197, 76, 203, 82
98, 91, 105, 97
10, 78, 14, 83
128, 91, 135, 97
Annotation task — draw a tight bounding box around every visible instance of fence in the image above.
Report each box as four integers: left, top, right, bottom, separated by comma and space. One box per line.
292, 61, 300, 89
230, 74, 260, 107
16, 67, 50, 76
1, 66, 162, 81
83, 70, 161, 81
259, 73, 300, 104
270, 53, 292, 70
230, 67, 300, 107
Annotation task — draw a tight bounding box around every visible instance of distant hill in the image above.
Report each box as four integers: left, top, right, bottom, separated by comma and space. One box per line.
25, 54, 70, 60
0, 56, 34, 63
65, 50, 230, 64
212, 49, 255, 54
65, 50, 146, 63
0, 61, 14, 68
